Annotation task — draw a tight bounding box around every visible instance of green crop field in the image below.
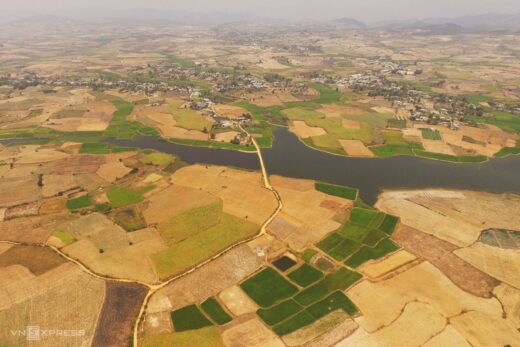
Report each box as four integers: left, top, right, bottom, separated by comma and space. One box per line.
327, 238, 361, 261
52, 109, 87, 118
316, 233, 344, 253
379, 214, 400, 234
345, 238, 400, 268
294, 268, 362, 306
94, 203, 111, 213
415, 150, 487, 163
371, 144, 418, 157
301, 249, 318, 263
200, 297, 232, 325
79, 143, 136, 154
387, 119, 407, 129
287, 264, 324, 287
158, 201, 223, 244
315, 181, 358, 200
257, 299, 302, 325
66, 195, 92, 211
153, 214, 258, 279
164, 100, 212, 131
319, 206, 399, 261
168, 138, 256, 151
349, 208, 385, 229
141, 151, 174, 166
362, 229, 388, 247
170, 304, 213, 332
272, 310, 316, 336
337, 223, 371, 242
240, 267, 299, 307
306, 291, 358, 319
420, 128, 442, 140
107, 185, 153, 208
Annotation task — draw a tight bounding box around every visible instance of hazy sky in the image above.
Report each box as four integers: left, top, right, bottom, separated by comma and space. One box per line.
2, 0, 520, 22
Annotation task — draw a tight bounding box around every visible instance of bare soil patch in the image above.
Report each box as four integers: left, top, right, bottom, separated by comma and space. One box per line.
215, 131, 239, 143
42, 174, 78, 197
0, 176, 41, 207
39, 198, 67, 215
52, 155, 105, 174
0, 245, 65, 275
0, 212, 69, 243
341, 119, 361, 129
212, 104, 248, 119
393, 225, 499, 297
92, 281, 148, 347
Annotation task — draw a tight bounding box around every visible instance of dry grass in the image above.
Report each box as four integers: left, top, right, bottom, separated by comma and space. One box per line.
269, 177, 352, 251
172, 165, 278, 226
219, 285, 259, 316
212, 104, 248, 119
455, 242, 520, 289
0, 212, 70, 243
282, 310, 356, 346
96, 161, 132, 182
0, 263, 105, 346
222, 317, 285, 347
52, 155, 106, 174
375, 190, 482, 247
42, 174, 77, 197
358, 250, 417, 279
0, 176, 41, 207
347, 262, 503, 333
338, 302, 446, 347
289, 121, 326, 139
0, 245, 65, 275
143, 184, 219, 225
339, 140, 374, 157
392, 224, 500, 298
215, 131, 239, 142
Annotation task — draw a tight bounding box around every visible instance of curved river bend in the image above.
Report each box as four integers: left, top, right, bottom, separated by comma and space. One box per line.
108, 128, 520, 204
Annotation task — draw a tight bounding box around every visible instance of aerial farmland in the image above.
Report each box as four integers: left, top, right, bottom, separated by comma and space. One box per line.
1, 2, 520, 347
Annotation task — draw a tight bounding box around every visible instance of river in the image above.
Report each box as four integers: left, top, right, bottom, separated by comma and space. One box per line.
106, 128, 520, 204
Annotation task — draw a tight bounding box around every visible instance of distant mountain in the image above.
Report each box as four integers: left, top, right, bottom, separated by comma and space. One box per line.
373, 13, 520, 31
332, 17, 366, 29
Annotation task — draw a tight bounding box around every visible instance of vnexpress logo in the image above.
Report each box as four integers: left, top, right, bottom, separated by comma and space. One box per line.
10, 326, 85, 340
26, 326, 41, 341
